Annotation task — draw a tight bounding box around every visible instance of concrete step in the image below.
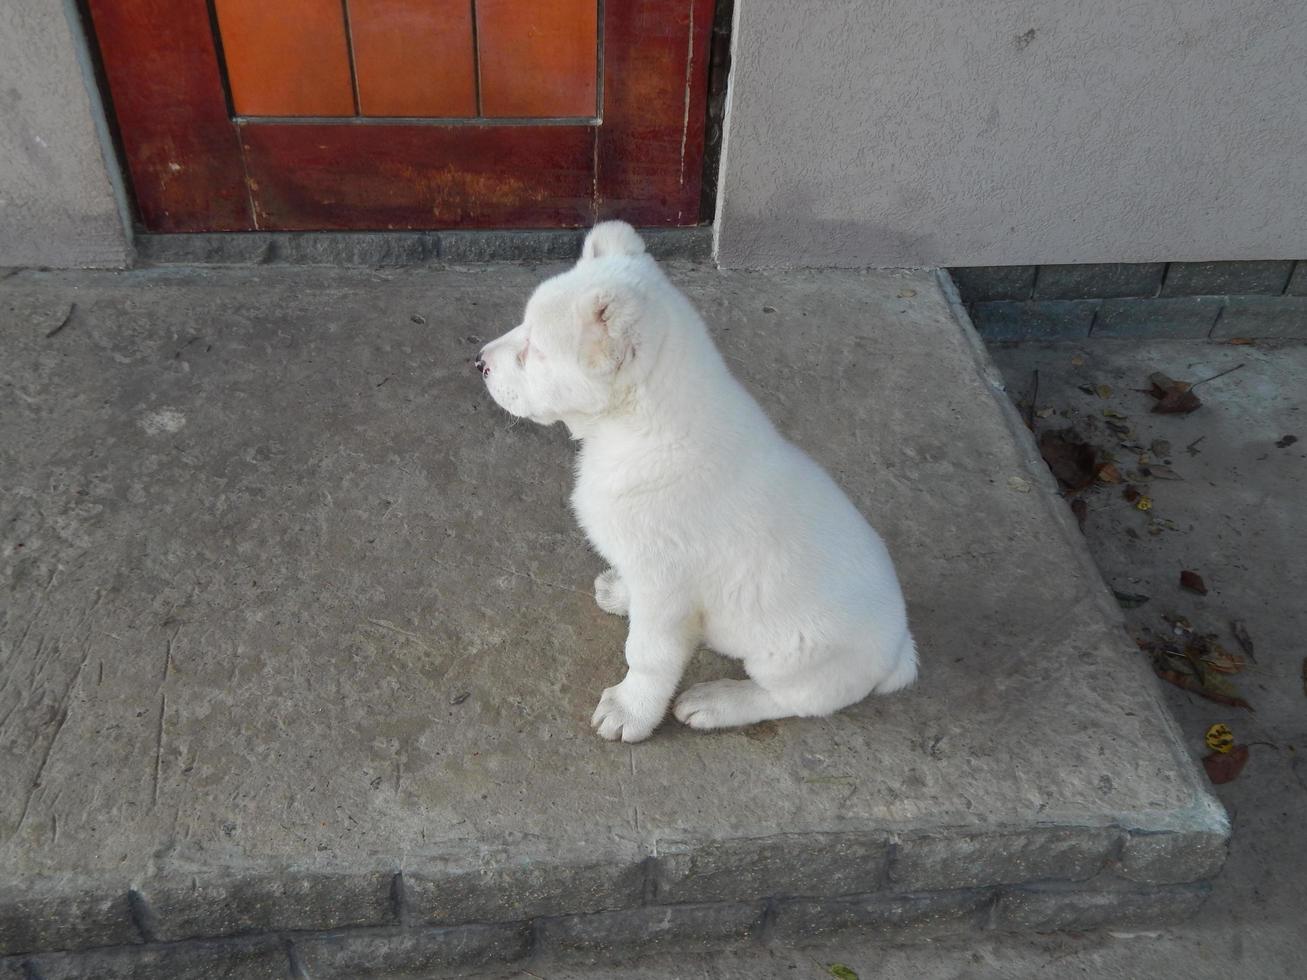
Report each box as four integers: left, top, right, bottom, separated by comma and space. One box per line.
0, 263, 1226, 978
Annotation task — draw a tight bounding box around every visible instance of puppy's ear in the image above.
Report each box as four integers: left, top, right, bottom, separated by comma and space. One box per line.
581, 221, 646, 261
576, 285, 636, 371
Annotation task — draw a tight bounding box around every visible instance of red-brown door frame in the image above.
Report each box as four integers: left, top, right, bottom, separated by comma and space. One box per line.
85, 1, 714, 232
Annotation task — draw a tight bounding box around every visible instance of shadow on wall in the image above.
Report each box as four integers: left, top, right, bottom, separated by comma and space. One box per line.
717, 184, 942, 269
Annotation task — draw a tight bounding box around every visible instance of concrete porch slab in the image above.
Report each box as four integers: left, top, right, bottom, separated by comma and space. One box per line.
0, 264, 1225, 974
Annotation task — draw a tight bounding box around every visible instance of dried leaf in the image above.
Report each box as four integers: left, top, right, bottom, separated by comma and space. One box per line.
1007, 476, 1032, 493
1135, 494, 1153, 512
1230, 620, 1255, 661
828, 966, 860, 980
1180, 570, 1208, 595
1144, 465, 1183, 480
1095, 384, 1113, 399
1038, 429, 1099, 491
1227, 337, 1256, 346
1199, 642, 1244, 675
1113, 590, 1150, 609
1154, 667, 1252, 710
1150, 439, 1172, 457
1153, 387, 1203, 414
1203, 744, 1249, 784
1070, 497, 1088, 531
1103, 408, 1128, 419
1123, 485, 1141, 503
897, 288, 917, 299
1096, 462, 1122, 483
1137, 453, 1150, 465
1071, 355, 1086, 366
1205, 723, 1235, 754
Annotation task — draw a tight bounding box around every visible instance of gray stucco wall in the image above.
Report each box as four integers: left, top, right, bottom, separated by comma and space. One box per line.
0, 2, 129, 269
715, 1, 1307, 268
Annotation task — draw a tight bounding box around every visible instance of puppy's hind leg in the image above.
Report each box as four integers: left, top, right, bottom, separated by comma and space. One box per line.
594, 568, 630, 616
673, 679, 788, 731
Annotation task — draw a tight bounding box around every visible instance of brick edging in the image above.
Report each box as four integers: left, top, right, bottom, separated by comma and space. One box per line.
950, 261, 1307, 341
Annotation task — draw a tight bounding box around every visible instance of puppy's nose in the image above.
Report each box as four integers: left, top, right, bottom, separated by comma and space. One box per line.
473, 355, 489, 377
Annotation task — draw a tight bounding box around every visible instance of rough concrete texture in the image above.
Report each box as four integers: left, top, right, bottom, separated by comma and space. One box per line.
445, 336, 1307, 979
0, 2, 129, 269
136, 229, 714, 268
715, 2, 1307, 267
1, 266, 1226, 971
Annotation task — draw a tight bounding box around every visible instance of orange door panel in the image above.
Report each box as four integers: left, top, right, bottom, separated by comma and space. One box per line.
477, 0, 598, 118
213, 0, 355, 117
350, 0, 477, 117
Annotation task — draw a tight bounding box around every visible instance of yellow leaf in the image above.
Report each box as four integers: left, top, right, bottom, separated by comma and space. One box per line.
1135, 495, 1153, 511
1096, 384, 1112, 399
1205, 723, 1236, 754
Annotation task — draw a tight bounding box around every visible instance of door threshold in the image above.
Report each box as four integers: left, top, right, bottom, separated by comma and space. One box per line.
133, 227, 713, 268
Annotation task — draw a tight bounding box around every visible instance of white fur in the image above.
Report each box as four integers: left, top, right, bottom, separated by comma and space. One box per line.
478, 221, 917, 742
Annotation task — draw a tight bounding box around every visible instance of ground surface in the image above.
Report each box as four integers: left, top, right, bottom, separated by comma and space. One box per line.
1, 265, 1232, 973
496, 335, 1307, 979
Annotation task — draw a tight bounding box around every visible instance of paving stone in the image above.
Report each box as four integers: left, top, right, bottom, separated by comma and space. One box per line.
770, 888, 991, 944
1211, 296, 1307, 338
1287, 262, 1307, 295
994, 881, 1210, 932
1161, 261, 1294, 296
949, 266, 1036, 303
1119, 828, 1230, 885
1091, 297, 1223, 338
889, 828, 1118, 892
294, 924, 530, 979
29, 937, 287, 980
1034, 264, 1165, 300
651, 834, 890, 904
0, 881, 137, 955
139, 871, 394, 942
539, 902, 765, 961
970, 299, 1099, 340
404, 856, 646, 925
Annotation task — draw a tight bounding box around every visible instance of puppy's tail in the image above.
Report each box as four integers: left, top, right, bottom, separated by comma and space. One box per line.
875, 632, 919, 694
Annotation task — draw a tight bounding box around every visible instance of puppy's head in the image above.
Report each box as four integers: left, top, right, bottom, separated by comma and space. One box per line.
477, 222, 654, 427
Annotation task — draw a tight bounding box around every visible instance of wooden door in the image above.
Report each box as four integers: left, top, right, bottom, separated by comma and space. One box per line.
85, 1, 714, 232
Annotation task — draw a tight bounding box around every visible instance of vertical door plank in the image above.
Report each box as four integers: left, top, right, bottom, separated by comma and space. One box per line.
85, 0, 252, 231
350, 0, 476, 117
213, 0, 355, 116
477, 0, 598, 118
596, 0, 714, 225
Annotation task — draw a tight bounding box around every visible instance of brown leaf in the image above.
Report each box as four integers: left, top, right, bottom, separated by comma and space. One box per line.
1153, 387, 1203, 414
1123, 485, 1141, 503
1154, 668, 1252, 710
1203, 744, 1250, 784
1096, 462, 1122, 483
1180, 570, 1208, 595
1038, 429, 1099, 491
1095, 384, 1113, 399
1227, 337, 1256, 346
1230, 620, 1256, 662
1070, 497, 1088, 531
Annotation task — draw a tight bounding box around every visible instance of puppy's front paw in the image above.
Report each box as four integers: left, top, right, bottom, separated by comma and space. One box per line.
593, 568, 630, 616
590, 679, 664, 742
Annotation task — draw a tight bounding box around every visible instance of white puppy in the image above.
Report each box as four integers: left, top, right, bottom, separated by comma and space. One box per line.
477, 222, 917, 742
